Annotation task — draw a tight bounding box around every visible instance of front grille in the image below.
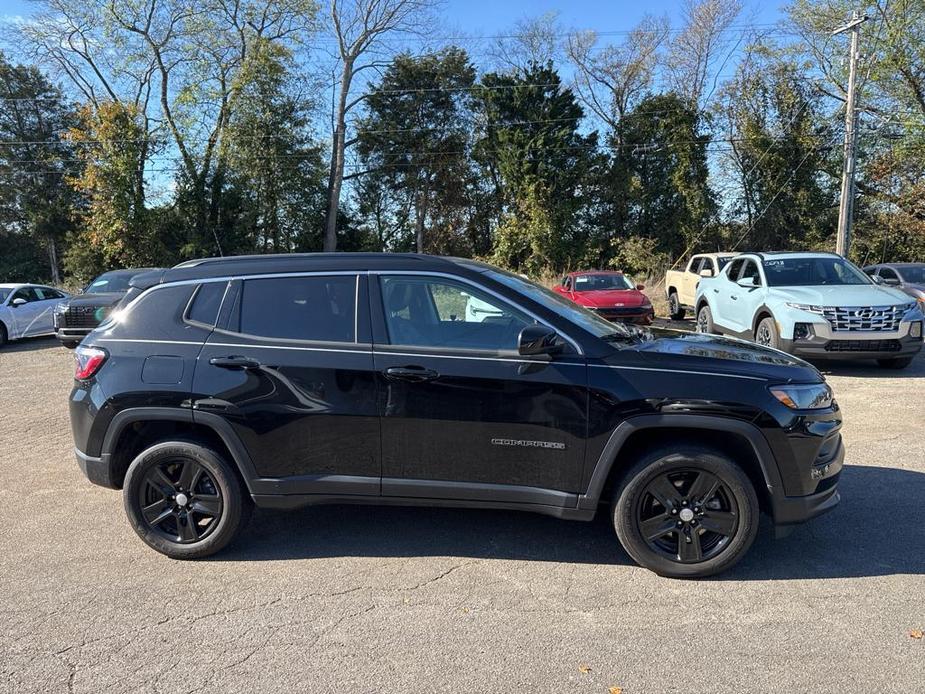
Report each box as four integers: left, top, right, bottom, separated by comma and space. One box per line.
593, 307, 646, 317
61, 305, 108, 329
824, 339, 901, 352
821, 305, 904, 332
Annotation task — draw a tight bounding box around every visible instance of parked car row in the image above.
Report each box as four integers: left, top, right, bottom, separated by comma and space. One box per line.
665, 252, 924, 369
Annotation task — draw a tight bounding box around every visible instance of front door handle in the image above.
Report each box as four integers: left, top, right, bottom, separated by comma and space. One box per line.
713, 288, 719, 293
384, 366, 439, 382
731, 295, 738, 300
209, 355, 261, 370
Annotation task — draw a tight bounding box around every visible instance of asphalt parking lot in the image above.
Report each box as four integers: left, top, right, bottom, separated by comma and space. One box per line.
1, 334, 924, 694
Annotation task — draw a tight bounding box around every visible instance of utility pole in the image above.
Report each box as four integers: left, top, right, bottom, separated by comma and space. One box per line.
833, 11, 868, 258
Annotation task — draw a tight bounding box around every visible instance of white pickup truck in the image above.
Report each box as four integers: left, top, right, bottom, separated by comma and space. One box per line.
664, 252, 738, 320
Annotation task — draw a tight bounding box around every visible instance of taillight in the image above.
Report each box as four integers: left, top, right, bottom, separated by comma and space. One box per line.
74, 345, 107, 380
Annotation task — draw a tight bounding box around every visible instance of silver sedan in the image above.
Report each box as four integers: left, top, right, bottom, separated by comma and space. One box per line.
0, 284, 71, 347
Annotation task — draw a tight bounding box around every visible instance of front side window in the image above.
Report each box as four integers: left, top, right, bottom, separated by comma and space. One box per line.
702, 259, 716, 275
11, 287, 40, 303
740, 261, 762, 285
37, 287, 63, 300
762, 257, 872, 287
238, 275, 356, 342
0, 288, 9, 303
380, 276, 531, 351
877, 267, 899, 282
726, 259, 746, 281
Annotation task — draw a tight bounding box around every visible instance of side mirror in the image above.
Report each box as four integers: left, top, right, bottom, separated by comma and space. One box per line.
636, 283, 645, 291
699, 268, 714, 278
11, 297, 26, 307
737, 276, 758, 288
518, 324, 562, 357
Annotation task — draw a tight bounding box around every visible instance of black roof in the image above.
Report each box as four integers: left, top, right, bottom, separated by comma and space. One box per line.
130, 253, 488, 289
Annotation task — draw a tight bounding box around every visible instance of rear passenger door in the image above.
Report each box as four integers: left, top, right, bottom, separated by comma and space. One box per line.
193, 273, 380, 495
371, 273, 588, 504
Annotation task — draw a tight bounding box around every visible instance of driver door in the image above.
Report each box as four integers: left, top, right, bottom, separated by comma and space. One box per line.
7, 287, 47, 338
371, 273, 589, 502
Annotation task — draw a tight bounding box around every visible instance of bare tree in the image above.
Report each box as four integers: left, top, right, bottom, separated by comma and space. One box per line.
667, 0, 743, 108
566, 15, 669, 135
489, 11, 561, 74
323, 0, 432, 252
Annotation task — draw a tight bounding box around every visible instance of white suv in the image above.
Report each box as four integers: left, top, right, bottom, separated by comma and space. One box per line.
695, 252, 924, 368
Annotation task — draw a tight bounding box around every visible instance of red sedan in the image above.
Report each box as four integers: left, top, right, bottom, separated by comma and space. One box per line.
553, 271, 654, 325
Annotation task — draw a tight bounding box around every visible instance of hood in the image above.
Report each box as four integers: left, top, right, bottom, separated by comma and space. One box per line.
622, 327, 822, 382
574, 289, 648, 308
768, 284, 911, 306
64, 292, 126, 308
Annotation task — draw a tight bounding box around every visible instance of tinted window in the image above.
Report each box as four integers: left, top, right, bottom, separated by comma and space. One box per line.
36, 287, 63, 300
11, 287, 41, 303
762, 257, 872, 286
381, 276, 530, 351
689, 257, 703, 273
740, 261, 761, 284
0, 288, 9, 303
877, 267, 899, 282
898, 266, 925, 283
726, 259, 746, 281
187, 282, 226, 326
239, 276, 356, 342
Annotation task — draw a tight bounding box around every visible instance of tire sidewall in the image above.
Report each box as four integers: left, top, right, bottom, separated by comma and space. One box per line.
669, 293, 684, 320
697, 305, 714, 333
123, 440, 248, 559
612, 448, 760, 578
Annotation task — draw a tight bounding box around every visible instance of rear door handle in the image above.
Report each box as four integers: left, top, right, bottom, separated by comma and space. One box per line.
209, 355, 261, 370
384, 366, 439, 382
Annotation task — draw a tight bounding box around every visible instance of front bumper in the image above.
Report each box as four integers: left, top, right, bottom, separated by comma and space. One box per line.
781, 332, 922, 360
769, 422, 844, 526
593, 308, 655, 325
56, 327, 92, 342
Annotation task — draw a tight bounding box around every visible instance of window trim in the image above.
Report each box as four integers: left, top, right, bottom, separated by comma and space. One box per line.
371, 270, 584, 356
182, 280, 231, 329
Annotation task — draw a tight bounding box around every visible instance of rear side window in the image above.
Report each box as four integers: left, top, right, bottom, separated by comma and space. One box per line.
238, 275, 356, 342
187, 282, 226, 326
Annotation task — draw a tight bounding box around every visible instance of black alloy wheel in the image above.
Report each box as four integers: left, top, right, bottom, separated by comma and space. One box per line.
612, 446, 759, 578
123, 440, 251, 559
635, 468, 738, 564
138, 457, 224, 544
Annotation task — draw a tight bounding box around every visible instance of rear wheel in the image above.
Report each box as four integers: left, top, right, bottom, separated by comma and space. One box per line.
612, 446, 759, 578
668, 292, 685, 321
0, 322, 7, 347
123, 440, 251, 559
877, 356, 914, 369
696, 304, 715, 334
754, 316, 781, 350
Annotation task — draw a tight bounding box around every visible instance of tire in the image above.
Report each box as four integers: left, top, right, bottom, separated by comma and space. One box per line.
877, 356, 914, 369
0, 322, 7, 347
611, 446, 760, 578
60, 340, 79, 349
123, 440, 251, 559
668, 292, 685, 321
754, 316, 781, 351
696, 304, 715, 334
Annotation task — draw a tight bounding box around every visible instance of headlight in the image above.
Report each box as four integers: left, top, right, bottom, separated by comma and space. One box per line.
54, 303, 69, 314
769, 383, 833, 410
786, 303, 824, 314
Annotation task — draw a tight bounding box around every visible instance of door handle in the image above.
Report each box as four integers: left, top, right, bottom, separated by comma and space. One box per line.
209, 355, 261, 370
713, 288, 719, 293
731, 295, 738, 300
384, 366, 439, 382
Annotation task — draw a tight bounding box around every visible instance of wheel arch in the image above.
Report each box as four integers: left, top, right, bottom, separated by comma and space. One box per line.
752, 305, 776, 334
100, 407, 258, 492
579, 415, 782, 516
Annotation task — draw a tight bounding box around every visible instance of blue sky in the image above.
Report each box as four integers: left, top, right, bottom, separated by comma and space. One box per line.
1, 0, 785, 33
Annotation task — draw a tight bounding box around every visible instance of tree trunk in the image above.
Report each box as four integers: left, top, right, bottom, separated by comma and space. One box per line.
47, 236, 60, 285
324, 61, 354, 252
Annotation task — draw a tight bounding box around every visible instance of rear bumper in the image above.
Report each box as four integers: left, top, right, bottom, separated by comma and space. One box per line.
74, 447, 117, 489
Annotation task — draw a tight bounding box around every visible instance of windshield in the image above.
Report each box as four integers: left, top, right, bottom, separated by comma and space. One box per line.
898, 266, 925, 284
485, 269, 633, 339
85, 273, 133, 293
762, 257, 872, 287
573, 274, 634, 291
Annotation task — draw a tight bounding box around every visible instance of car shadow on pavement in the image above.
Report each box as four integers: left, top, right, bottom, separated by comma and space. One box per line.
810, 353, 925, 379
218, 464, 925, 579
0, 335, 61, 354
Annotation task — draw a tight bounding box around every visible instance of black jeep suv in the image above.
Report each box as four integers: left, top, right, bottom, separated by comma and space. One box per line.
70, 253, 843, 577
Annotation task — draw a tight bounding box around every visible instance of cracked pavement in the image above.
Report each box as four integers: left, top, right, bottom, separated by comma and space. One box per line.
1, 336, 924, 693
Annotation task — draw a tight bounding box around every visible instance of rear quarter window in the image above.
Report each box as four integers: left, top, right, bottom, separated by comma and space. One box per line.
186, 282, 227, 326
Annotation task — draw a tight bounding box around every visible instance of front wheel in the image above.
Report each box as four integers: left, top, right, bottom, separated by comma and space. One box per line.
877, 356, 914, 369
123, 440, 251, 559
668, 293, 685, 321
612, 447, 760, 578
0, 322, 7, 347
754, 316, 782, 351
696, 304, 715, 334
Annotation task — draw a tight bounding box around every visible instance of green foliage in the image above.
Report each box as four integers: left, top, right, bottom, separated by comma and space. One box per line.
608, 236, 671, 277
